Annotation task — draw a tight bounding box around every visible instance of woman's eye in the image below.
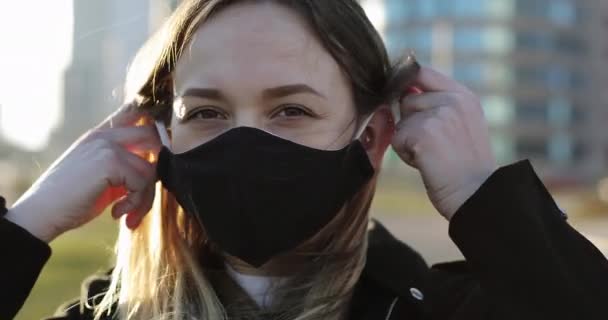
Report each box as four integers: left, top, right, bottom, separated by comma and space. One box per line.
275, 105, 312, 118
187, 108, 226, 120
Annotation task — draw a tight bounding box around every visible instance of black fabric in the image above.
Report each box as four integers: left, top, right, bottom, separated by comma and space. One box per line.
0, 196, 7, 217
157, 126, 375, 267
446, 160, 608, 319
0, 217, 51, 319
3, 160, 608, 320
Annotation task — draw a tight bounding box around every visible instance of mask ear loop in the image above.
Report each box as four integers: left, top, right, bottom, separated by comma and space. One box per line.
353, 104, 401, 145
390, 101, 401, 123
155, 120, 172, 151
354, 113, 375, 140
389, 86, 421, 124
355, 92, 405, 140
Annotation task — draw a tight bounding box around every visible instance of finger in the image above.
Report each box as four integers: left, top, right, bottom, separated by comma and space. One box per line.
107, 156, 150, 192
124, 184, 156, 229
89, 126, 161, 152
108, 145, 157, 216
412, 66, 468, 93
136, 183, 156, 218
391, 129, 417, 169
96, 101, 150, 130
391, 111, 434, 168
392, 139, 417, 168
126, 210, 144, 230
94, 185, 127, 214
113, 146, 157, 181
111, 195, 130, 219
110, 186, 148, 220
111, 182, 155, 220
399, 92, 455, 117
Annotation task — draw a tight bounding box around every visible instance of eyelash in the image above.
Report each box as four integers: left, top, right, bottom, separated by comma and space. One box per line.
272, 104, 315, 118
185, 107, 227, 121
185, 104, 315, 121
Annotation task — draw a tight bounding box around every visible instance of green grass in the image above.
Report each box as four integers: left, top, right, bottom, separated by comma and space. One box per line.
15, 214, 118, 320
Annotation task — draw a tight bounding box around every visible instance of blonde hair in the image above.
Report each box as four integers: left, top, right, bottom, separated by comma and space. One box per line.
93, 1, 418, 319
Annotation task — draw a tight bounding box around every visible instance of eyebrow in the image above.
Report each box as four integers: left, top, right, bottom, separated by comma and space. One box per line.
182, 88, 226, 100
181, 84, 325, 100
262, 84, 325, 99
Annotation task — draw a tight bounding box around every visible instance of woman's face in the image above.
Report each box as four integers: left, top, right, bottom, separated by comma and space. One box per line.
170, 2, 359, 153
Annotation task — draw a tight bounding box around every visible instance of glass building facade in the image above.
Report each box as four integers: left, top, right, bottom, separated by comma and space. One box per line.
362, 0, 606, 180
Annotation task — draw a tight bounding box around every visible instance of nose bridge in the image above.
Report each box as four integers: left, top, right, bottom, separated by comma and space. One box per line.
232, 106, 265, 130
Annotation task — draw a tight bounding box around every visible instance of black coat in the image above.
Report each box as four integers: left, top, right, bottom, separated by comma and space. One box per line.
2, 160, 608, 319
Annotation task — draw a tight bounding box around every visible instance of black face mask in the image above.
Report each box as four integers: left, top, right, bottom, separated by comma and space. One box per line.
156, 126, 375, 267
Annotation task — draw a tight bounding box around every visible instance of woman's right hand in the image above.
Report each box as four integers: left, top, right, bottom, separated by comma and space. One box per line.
5, 102, 161, 242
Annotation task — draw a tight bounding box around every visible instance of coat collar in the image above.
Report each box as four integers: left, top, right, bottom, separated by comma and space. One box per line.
348, 219, 430, 320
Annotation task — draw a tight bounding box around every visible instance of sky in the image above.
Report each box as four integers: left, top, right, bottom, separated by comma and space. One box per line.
0, 1, 73, 151
361, 0, 387, 31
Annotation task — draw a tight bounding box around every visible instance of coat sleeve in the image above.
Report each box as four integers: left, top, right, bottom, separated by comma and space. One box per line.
0, 217, 52, 319
420, 160, 608, 320
0, 217, 107, 320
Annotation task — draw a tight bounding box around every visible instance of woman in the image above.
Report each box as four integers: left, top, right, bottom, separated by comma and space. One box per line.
2, 1, 608, 319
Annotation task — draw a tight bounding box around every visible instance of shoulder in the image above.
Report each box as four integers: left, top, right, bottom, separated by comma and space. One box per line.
361, 220, 484, 319
365, 219, 429, 295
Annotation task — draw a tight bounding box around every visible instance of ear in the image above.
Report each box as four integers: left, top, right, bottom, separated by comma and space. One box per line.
360, 105, 394, 169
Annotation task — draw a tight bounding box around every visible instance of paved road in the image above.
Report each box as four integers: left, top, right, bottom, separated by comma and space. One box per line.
374, 213, 608, 265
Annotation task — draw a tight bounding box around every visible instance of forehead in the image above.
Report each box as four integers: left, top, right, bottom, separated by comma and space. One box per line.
173, 2, 345, 94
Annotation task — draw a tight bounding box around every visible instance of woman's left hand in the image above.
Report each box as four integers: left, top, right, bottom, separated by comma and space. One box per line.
391, 66, 498, 220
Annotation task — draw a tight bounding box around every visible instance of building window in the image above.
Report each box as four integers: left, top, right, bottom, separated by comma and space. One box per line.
453, 63, 483, 84
516, 31, 553, 51
556, 34, 585, 54
385, 0, 518, 18
452, 0, 485, 17
482, 95, 514, 126
454, 27, 483, 51
452, 63, 514, 87
415, 0, 436, 18
486, 62, 514, 87
515, 31, 583, 54
484, 27, 514, 54
547, 97, 572, 127
549, 132, 572, 164
573, 142, 586, 162
516, 103, 546, 123
433, 26, 515, 53
386, 28, 433, 55
516, 0, 547, 18
385, 0, 414, 20
491, 134, 515, 163
546, 67, 571, 90
549, 0, 577, 26
487, 0, 516, 18
516, 139, 547, 158
516, 0, 577, 23
516, 66, 582, 90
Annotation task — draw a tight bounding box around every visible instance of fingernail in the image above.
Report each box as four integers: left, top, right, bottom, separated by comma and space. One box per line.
407, 86, 423, 94
126, 212, 140, 230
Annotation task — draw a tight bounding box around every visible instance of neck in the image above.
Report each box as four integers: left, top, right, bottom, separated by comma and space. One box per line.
223, 253, 309, 277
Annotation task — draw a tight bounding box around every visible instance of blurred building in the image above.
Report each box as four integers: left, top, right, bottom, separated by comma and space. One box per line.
0, 103, 42, 199
48, 0, 608, 182
50, 0, 179, 157
599, 0, 608, 178
363, 0, 608, 183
